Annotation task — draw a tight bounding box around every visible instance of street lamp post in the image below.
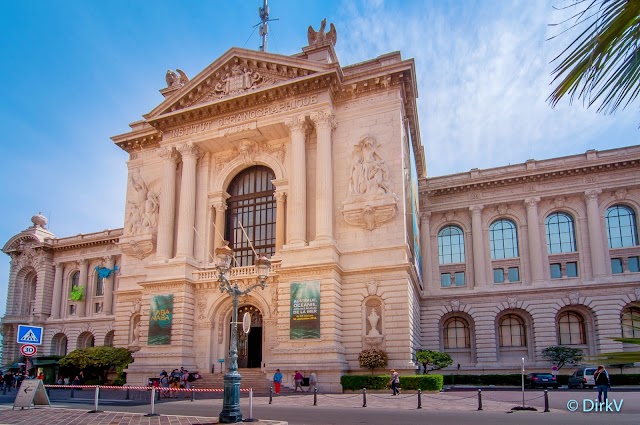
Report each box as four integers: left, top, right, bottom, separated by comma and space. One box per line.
215, 242, 270, 424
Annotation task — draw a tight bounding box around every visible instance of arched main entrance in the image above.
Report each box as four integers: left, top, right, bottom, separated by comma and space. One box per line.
232, 305, 263, 368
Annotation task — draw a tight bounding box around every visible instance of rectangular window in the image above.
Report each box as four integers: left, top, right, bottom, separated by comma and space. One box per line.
493, 268, 504, 284
508, 267, 520, 282
566, 262, 578, 277
612, 258, 624, 274
95, 277, 104, 296
550, 263, 562, 279
628, 257, 640, 273
441, 273, 451, 287
69, 305, 76, 316
454, 271, 465, 286
95, 303, 102, 313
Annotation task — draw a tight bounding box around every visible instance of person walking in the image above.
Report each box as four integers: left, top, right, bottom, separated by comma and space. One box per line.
273, 369, 283, 395
308, 371, 317, 393
594, 365, 611, 405
389, 369, 400, 396
293, 370, 304, 392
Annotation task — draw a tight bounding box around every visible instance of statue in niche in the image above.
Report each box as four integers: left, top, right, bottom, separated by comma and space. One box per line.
131, 316, 141, 345
125, 172, 158, 235
367, 308, 381, 336
347, 136, 391, 201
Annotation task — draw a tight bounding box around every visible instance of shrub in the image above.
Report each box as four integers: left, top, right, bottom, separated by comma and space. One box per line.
358, 349, 388, 375
340, 374, 444, 391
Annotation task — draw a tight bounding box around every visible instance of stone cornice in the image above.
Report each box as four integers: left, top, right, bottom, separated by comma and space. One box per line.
48, 229, 123, 252
111, 126, 162, 154
423, 146, 640, 198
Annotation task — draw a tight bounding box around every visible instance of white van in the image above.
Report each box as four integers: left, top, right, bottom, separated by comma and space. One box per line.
567, 366, 598, 389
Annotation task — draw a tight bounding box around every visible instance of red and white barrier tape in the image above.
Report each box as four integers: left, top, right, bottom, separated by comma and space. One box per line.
44, 384, 250, 392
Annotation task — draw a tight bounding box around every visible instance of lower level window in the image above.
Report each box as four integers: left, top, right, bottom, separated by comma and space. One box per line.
68, 305, 76, 316
441, 273, 451, 287
629, 257, 639, 273
550, 264, 562, 279
508, 267, 520, 282
493, 269, 504, 283
566, 262, 578, 277
612, 258, 623, 274
454, 272, 465, 286
94, 303, 102, 313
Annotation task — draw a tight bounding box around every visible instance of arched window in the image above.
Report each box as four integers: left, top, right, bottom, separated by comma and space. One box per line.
438, 226, 465, 264
443, 317, 470, 349
621, 306, 640, 338
490, 219, 519, 259
225, 166, 276, 267
50, 333, 68, 356
606, 205, 639, 248
546, 212, 576, 254
70, 271, 80, 294
77, 332, 95, 349
104, 330, 115, 347
557, 312, 586, 345
499, 314, 526, 347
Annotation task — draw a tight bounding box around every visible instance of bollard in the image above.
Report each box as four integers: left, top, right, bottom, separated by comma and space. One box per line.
125, 387, 130, 400
544, 390, 550, 413
362, 388, 367, 408
417, 389, 422, 409
144, 387, 160, 417
88, 385, 103, 413
313, 387, 318, 406
191, 385, 195, 402
269, 386, 273, 404
70, 386, 75, 398
477, 389, 483, 411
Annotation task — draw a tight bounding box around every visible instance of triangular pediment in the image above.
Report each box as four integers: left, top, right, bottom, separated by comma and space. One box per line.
146, 48, 335, 119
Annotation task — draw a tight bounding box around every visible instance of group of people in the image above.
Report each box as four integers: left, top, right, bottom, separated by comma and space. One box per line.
157, 367, 200, 398
272, 369, 317, 395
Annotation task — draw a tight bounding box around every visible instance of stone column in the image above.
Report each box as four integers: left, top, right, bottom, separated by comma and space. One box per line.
310, 110, 336, 243
50, 262, 64, 319
524, 197, 544, 283
419, 212, 432, 288
213, 201, 227, 251
469, 205, 485, 288
176, 142, 202, 258
275, 191, 287, 252
584, 189, 607, 277
284, 115, 309, 246
76, 259, 88, 317
156, 146, 179, 260
103, 256, 115, 315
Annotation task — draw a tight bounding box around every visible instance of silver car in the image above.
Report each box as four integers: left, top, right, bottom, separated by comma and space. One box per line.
567, 367, 597, 389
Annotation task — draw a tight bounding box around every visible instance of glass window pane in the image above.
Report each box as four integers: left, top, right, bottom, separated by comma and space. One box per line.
628, 257, 639, 273
438, 226, 465, 264
454, 272, 465, 286
612, 258, 623, 274
607, 205, 639, 248
566, 262, 578, 277
441, 273, 451, 287
508, 267, 520, 282
550, 263, 562, 279
493, 269, 504, 283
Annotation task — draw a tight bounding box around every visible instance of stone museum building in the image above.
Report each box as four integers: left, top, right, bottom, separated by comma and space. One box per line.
2, 23, 639, 391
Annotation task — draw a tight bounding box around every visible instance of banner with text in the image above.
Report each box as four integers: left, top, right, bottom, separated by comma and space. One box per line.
290, 281, 320, 339
148, 294, 173, 345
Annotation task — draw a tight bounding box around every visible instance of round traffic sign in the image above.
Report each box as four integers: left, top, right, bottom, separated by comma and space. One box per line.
20, 344, 37, 357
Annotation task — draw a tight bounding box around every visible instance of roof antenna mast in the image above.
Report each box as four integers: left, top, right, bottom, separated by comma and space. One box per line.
257, 0, 278, 52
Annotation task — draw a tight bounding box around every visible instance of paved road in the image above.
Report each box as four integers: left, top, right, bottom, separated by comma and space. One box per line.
1, 388, 639, 425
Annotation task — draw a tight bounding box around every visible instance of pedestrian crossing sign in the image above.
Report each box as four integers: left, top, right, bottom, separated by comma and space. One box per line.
16, 325, 43, 345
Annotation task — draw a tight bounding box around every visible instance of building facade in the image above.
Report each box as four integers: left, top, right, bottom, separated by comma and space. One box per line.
2, 26, 639, 389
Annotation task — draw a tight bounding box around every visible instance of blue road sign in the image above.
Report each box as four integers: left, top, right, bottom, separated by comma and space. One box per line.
16, 325, 43, 345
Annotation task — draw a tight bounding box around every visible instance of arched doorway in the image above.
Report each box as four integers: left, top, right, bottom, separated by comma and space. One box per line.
231, 305, 263, 368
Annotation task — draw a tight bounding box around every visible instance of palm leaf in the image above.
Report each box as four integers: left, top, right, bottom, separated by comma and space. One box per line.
548, 0, 640, 115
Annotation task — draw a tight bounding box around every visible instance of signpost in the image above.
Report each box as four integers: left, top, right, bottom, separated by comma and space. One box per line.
16, 325, 43, 345
20, 344, 37, 357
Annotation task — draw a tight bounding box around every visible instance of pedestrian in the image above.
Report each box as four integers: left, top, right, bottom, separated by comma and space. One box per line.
308, 371, 317, 393
389, 369, 400, 396
293, 370, 304, 392
169, 369, 181, 398
3, 372, 13, 392
160, 371, 170, 398
181, 369, 191, 398
273, 369, 283, 395
594, 365, 610, 405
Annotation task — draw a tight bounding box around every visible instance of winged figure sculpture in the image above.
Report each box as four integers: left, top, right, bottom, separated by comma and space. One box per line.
307, 18, 337, 46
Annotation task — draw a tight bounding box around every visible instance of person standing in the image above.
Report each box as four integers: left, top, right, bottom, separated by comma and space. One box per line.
273, 369, 283, 395
308, 371, 317, 393
4, 372, 13, 393
293, 370, 304, 392
594, 365, 610, 405
390, 369, 400, 396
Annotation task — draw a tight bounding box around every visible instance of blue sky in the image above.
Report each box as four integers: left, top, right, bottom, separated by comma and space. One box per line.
0, 0, 638, 316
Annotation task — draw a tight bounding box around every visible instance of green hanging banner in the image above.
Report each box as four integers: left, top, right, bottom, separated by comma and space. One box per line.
290, 281, 320, 339
148, 294, 173, 345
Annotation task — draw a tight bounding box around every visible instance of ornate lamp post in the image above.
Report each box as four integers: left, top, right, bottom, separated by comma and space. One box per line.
216, 242, 271, 423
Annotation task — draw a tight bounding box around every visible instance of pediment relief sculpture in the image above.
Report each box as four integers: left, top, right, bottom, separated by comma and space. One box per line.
342, 136, 397, 231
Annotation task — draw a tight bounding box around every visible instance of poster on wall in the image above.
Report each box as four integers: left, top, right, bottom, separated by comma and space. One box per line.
290, 281, 320, 339
148, 294, 173, 345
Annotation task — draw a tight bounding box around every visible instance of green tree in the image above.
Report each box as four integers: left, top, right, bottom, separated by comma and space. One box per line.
415, 350, 453, 374
358, 349, 388, 375
541, 346, 584, 370
548, 0, 640, 115
59, 346, 133, 384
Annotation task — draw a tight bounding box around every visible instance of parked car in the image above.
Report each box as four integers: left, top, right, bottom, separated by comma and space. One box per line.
568, 367, 598, 389
525, 373, 559, 389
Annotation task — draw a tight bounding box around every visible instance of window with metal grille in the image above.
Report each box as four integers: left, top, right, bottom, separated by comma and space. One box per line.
225, 166, 276, 267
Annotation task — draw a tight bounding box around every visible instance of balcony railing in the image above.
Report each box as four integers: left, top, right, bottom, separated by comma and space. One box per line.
192, 260, 281, 281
